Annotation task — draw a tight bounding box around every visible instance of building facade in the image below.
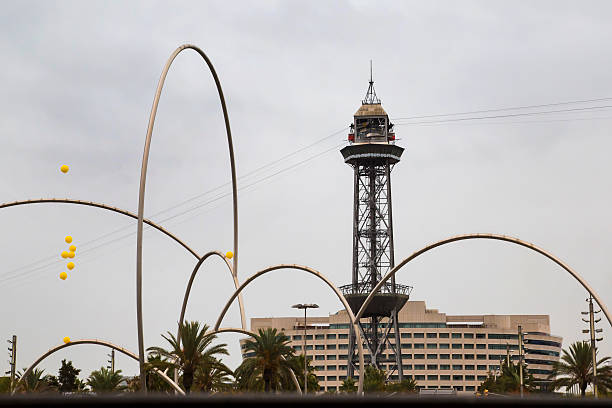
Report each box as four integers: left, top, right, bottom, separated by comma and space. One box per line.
242, 300, 562, 393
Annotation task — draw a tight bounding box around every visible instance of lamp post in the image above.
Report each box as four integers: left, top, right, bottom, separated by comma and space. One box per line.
292, 303, 319, 394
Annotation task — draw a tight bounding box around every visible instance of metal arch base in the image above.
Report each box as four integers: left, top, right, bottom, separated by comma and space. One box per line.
213, 264, 366, 396
137, 43, 239, 392
0, 198, 200, 259
209, 327, 302, 394
14, 339, 184, 395
355, 233, 612, 329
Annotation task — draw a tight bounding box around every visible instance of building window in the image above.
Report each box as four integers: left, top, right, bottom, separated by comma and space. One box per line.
402, 354, 412, 359
466, 386, 475, 391
338, 334, 349, 339
439, 333, 450, 339
339, 354, 348, 359
327, 334, 336, 340
476, 333, 486, 339
305, 335, 313, 340
315, 366, 324, 371
464, 344, 474, 349
477, 365, 487, 370
489, 365, 500, 371
315, 355, 325, 361
440, 375, 450, 381
427, 375, 438, 381
488, 334, 518, 340
464, 333, 474, 339
294, 345, 302, 350
489, 355, 503, 360
315, 334, 325, 340
440, 354, 450, 360
454, 386, 464, 391
414, 333, 425, 338
426, 333, 437, 339
477, 375, 487, 381
477, 354, 487, 360
338, 344, 348, 350
327, 376, 337, 381
427, 354, 438, 359
339, 376, 347, 381
414, 344, 425, 349
415, 375, 425, 381
452, 344, 462, 349
452, 365, 462, 370
453, 375, 463, 381
402, 365, 412, 370
427, 364, 438, 370
317, 376, 325, 381
439, 344, 450, 349
452, 333, 461, 339
440, 364, 450, 370
452, 354, 462, 360
293, 335, 302, 340
426, 344, 437, 349
415, 365, 425, 370
401, 333, 412, 338
401, 344, 412, 349
414, 354, 425, 359
464, 354, 474, 360
465, 365, 475, 370
327, 344, 337, 350
327, 365, 337, 371
476, 344, 486, 349
305, 345, 313, 350
327, 355, 337, 360
315, 345, 325, 350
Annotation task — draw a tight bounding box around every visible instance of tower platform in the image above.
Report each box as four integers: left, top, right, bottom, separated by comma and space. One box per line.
340, 143, 404, 166
339, 282, 412, 318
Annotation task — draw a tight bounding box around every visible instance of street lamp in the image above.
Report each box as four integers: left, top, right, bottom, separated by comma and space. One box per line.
292, 303, 319, 394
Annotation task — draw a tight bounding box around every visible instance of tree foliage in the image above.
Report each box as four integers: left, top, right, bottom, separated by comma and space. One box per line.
87, 367, 126, 393
478, 360, 536, 394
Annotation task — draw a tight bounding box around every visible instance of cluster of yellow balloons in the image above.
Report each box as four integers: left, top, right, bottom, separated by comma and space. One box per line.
60, 164, 69, 174
59, 236, 77, 280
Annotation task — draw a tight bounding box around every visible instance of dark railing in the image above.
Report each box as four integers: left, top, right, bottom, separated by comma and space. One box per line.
339, 281, 412, 296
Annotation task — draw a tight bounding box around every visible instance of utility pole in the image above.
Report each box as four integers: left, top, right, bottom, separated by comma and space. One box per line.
292, 303, 319, 394
107, 349, 115, 373
582, 295, 603, 398
6, 335, 16, 392
518, 325, 524, 398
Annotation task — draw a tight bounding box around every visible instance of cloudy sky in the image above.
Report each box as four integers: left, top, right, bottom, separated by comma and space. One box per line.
1, 0, 611, 379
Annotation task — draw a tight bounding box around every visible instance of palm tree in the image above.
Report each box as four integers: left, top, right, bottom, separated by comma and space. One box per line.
549, 341, 611, 396
234, 328, 295, 392
147, 321, 229, 394
192, 357, 234, 392
288, 354, 318, 393
385, 377, 418, 393
15, 368, 55, 393
87, 367, 126, 393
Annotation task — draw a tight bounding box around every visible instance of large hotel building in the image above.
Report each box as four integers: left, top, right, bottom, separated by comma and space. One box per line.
242, 301, 562, 393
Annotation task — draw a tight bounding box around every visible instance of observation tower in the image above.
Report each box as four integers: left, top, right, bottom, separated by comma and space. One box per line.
339, 70, 412, 381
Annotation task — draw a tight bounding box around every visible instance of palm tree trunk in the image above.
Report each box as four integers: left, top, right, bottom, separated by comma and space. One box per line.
264, 369, 271, 393
183, 369, 193, 394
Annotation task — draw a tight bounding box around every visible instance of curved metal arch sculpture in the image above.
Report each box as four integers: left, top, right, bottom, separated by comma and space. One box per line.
178, 251, 247, 337
14, 339, 184, 395
355, 233, 612, 328
0, 198, 200, 259
213, 264, 365, 395
208, 327, 301, 394
136, 44, 239, 391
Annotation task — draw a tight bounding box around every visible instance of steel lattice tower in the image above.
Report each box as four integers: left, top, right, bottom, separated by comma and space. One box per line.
340, 72, 412, 382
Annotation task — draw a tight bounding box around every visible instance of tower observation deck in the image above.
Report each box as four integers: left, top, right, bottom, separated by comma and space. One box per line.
339, 72, 412, 381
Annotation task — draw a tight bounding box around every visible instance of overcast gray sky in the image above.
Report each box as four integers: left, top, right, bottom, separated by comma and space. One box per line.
1, 0, 611, 379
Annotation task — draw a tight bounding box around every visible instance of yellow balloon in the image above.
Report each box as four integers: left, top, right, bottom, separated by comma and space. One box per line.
67, 262, 75, 270
225, 251, 234, 259
69, 245, 76, 252
60, 165, 69, 174
65, 236, 73, 244
59, 272, 67, 280
67, 251, 75, 259
63, 336, 71, 344
61, 251, 69, 259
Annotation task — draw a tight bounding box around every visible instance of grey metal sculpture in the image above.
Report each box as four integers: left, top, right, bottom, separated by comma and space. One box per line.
213, 264, 365, 395
0, 198, 200, 259
355, 233, 612, 328
137, 44, 239, 391
208, 327, 302, 394
14, 339, 184, 395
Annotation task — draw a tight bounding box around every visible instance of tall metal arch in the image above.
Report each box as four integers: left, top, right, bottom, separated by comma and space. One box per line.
136, 44, 239, 390
0, 198, 200, 259
213, 264, 366, 395
208, 327, 302, 393
356, 233, 612, 328
14, 339, 184, 395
